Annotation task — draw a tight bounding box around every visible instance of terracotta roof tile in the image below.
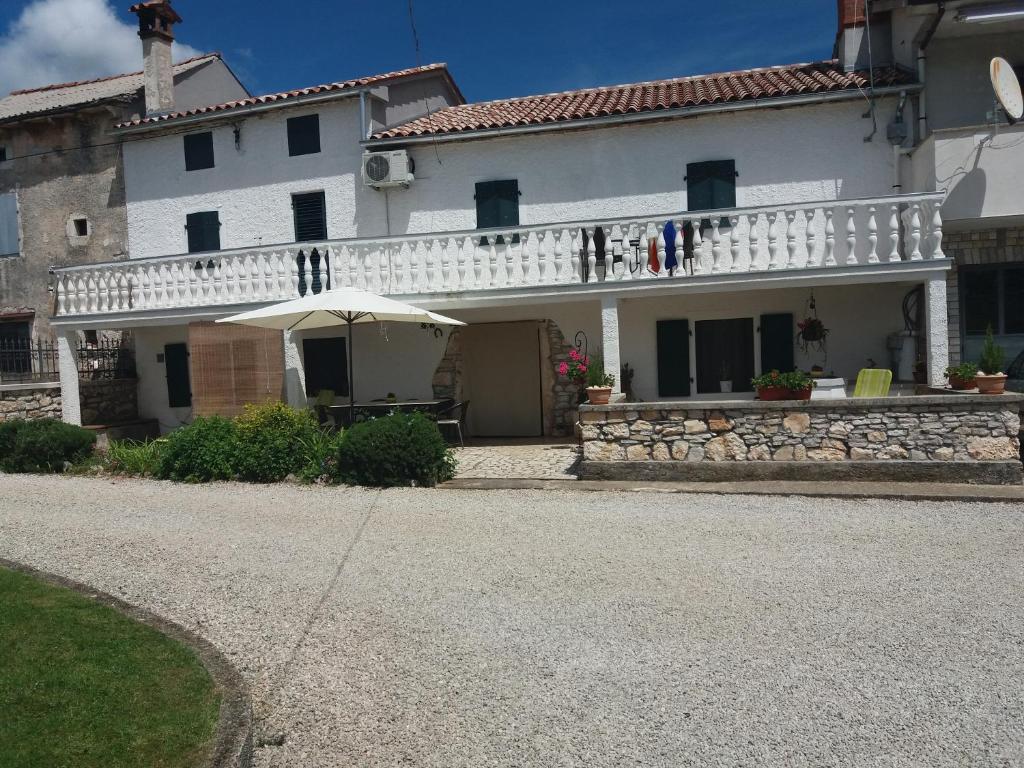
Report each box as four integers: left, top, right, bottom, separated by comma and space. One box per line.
374, 60, 915, 140
115, 63, 461, 128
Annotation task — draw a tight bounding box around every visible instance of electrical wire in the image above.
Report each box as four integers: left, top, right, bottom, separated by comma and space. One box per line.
407, 0, 443, 167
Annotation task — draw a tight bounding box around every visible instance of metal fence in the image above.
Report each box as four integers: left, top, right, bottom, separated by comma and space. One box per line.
0, 339, 136, 384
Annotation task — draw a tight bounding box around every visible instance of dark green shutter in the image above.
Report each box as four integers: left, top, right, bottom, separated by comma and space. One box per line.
686, 160, 736, 228
164, 343, 191, 408
656, 319, 691, 397
183, 132, 215, 171
476, 180, 520, 244
287, 114, 321, 156
760, 313, 794, 373
186, 211, 220, 253
293, 192, 327, 241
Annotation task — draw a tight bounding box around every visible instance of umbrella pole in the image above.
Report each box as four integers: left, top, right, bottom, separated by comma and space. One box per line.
348, 317, 355, 426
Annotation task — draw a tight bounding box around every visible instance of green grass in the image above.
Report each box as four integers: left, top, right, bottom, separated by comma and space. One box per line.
0, 567, 220, 768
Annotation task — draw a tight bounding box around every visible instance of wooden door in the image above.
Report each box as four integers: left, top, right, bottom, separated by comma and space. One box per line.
462, 322, 542, 437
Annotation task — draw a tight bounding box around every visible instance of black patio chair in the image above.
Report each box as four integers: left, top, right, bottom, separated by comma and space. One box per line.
436, 400, 470, 447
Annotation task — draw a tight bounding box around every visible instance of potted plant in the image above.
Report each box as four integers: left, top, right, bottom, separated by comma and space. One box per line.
944, 361, 979, 391
584, 357, 615, 404
558, 347, 591, 403
751, 370, 789, 401
976, 326, 1008, 395
780, 369, 815, 400
719, 361, 733, 393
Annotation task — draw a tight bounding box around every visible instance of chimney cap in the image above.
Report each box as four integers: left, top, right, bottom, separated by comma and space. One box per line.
129, 0, 182, 41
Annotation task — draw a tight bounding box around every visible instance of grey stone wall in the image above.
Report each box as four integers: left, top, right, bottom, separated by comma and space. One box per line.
944, 226, 1024, 365
581, 396, 1021, 466
0, 384, 61, 422
79, 379, 138, 426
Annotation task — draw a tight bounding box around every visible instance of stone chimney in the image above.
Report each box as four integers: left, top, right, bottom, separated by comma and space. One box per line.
129, 0, 182, 115
835, 0, 892, 72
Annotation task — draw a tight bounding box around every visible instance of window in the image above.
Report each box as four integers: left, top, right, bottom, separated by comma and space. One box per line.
1, 319, 31, 377
292, 192, 327, 241
302, 337, 348, 397
962, 264, 1024, 335
185, 211, 221, 253
287, 114, 320, 157
183, 131, 215, 171
475, 179, 520, 245
0, 147, 7, 162
73, 218, 88, 237
686, 160, 736, 228
695, 318, 754, 394
0, 191, 17, 256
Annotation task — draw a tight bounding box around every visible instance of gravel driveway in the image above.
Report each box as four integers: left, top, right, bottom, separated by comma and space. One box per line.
1, 474, 1023, 767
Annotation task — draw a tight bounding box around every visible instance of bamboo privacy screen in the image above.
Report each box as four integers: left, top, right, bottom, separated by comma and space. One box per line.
187, 321, 284, 417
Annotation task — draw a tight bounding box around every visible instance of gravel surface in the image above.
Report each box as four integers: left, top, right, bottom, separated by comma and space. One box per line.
2, 473, 1023, 767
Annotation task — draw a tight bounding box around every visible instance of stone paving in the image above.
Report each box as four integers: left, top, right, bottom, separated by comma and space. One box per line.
452, 441, 580, 479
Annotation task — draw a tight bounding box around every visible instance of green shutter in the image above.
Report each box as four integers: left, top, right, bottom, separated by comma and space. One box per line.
287, 114, 321, 156
656, 319, 691, 397
686, 160, 736, 228
186, 211, 220, 253
760, 313, 794, 373
476, 180, 520, 245
292, 192, 327, 241
164, 343, 191, 408
183, 132, 215, 171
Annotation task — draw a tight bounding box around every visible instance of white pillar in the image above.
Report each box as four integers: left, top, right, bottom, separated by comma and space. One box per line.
600, 295, 621, 393
283, 330, 307, 408
924, 276, 950, 387
57, 330, 81, 425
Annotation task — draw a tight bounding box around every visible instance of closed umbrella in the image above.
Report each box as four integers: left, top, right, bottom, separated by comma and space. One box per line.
217, 287, 465, 423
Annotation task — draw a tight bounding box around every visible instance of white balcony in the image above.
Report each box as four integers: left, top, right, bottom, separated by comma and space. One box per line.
52, 192, 948, 321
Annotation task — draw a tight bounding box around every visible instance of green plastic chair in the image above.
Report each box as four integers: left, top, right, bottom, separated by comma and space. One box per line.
852, 369, 892, 398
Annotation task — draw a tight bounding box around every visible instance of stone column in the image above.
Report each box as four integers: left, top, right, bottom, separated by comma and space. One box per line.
57, 330, 81, 425
924, 275, 950, 387
283, 330, 307, 408
600, 295, 621, 393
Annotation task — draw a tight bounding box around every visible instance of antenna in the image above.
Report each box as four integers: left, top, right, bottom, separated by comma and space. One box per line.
990, 57, 1023, 125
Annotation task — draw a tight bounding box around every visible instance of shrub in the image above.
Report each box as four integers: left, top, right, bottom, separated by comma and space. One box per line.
979, 325, 1006, 375
0, 419, 96, 473
232, 402, 324, 483
295, 426, 344, 483
106, 439, 165, 477
945, 361, 978, 380
156, 416, 237, 482
337, 412, 456, 487
778, 370, 815, 392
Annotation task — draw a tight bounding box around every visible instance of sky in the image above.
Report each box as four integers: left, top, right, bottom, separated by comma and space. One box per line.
0, 0, 837, 101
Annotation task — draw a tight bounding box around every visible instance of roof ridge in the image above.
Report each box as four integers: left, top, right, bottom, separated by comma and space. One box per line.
7, 52, 220, 96
450, 59, 852, 110
250, 62, 448, 100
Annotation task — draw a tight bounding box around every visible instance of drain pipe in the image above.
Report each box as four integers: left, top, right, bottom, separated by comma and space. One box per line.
916, 1, 945, 139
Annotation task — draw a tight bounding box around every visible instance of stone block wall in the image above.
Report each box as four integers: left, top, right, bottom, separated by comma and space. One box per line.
0, 385, 62, 422
580, 395, 1023, 483
79, 379, 138, 425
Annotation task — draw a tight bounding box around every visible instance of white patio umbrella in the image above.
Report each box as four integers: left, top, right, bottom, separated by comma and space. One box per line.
217, 287, 465, 423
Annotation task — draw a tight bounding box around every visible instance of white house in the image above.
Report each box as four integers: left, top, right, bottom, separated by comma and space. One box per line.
48, 0, 1024, 440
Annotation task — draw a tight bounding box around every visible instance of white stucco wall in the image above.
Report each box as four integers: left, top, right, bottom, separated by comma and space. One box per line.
125, 97, 903, 259
134, 324, 191, 433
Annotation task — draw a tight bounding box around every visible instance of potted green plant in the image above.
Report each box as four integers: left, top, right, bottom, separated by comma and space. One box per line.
977, 325, 1008, 395
584, 357, 615, 405
944, 361, 979, 391
751, 370, 789, 401
780, 369, 815, 400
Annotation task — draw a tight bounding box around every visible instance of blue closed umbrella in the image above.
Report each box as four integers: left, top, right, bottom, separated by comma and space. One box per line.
663, 221, 678, 271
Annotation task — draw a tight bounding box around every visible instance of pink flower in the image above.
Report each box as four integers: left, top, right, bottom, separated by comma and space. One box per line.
569, 349, 580, 361
578, 365, 588, 374
558, 362, 569, 376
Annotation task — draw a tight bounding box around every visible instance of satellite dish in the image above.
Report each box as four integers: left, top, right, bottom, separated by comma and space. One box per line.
990, 56, 1023, 124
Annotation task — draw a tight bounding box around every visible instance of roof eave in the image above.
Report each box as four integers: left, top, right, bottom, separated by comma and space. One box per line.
365, 83, 922, 147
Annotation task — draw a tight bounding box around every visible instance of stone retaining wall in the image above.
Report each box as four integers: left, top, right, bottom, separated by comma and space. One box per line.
579, 395, 1023, 484
0, 384, 62, 422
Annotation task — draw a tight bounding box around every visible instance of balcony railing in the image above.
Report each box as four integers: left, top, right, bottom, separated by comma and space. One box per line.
52, 192, 947, 318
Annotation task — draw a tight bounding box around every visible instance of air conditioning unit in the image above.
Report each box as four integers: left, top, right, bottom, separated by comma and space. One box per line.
362, 150, 414, 188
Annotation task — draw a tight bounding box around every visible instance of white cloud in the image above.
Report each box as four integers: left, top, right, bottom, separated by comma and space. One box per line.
0, 0, 200, 95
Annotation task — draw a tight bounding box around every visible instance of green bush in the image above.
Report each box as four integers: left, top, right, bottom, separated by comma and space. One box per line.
0, 419, 96, 473
156, 416, 237, 483
106, 439, 165, 477
337, 412, 456, 487
232, 402, 326, 483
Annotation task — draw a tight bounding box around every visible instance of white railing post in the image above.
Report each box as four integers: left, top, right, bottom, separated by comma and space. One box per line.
931, 203, 945, 259
846, 207, 858, 265
824, 209, 836, 267
908, 203, 923, 261
804, 209, 817, 267
887, 204, 901, 262
767, 213, 781, 269
747, 213, 760, 271
570, 228, 581, 283
729, 215, 741, 272
785, 211, 798, 269
690, 218, 703, 274
866, 206, 879, 264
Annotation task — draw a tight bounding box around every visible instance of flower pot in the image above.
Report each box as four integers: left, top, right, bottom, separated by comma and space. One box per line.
787, 387, 813, 401
586, 386, 613, 405
756, 385, 789, 401
976, 373, 1007, 394
948, 376, 977, 391
719, 380, 733, 393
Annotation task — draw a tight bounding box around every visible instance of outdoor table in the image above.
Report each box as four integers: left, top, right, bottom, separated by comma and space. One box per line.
327, 399, 452, 424
810, 377, 847, 400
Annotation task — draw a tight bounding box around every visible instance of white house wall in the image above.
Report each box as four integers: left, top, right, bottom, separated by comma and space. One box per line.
134, 324, 191, 433
124, 97, 903, 260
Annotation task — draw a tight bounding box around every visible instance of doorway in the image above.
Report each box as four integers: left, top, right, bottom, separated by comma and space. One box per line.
461, 321, 543, 437
694, 318, 755, 394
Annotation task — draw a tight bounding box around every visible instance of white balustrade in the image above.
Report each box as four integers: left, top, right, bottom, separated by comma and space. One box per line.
52, 193, 947, 317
